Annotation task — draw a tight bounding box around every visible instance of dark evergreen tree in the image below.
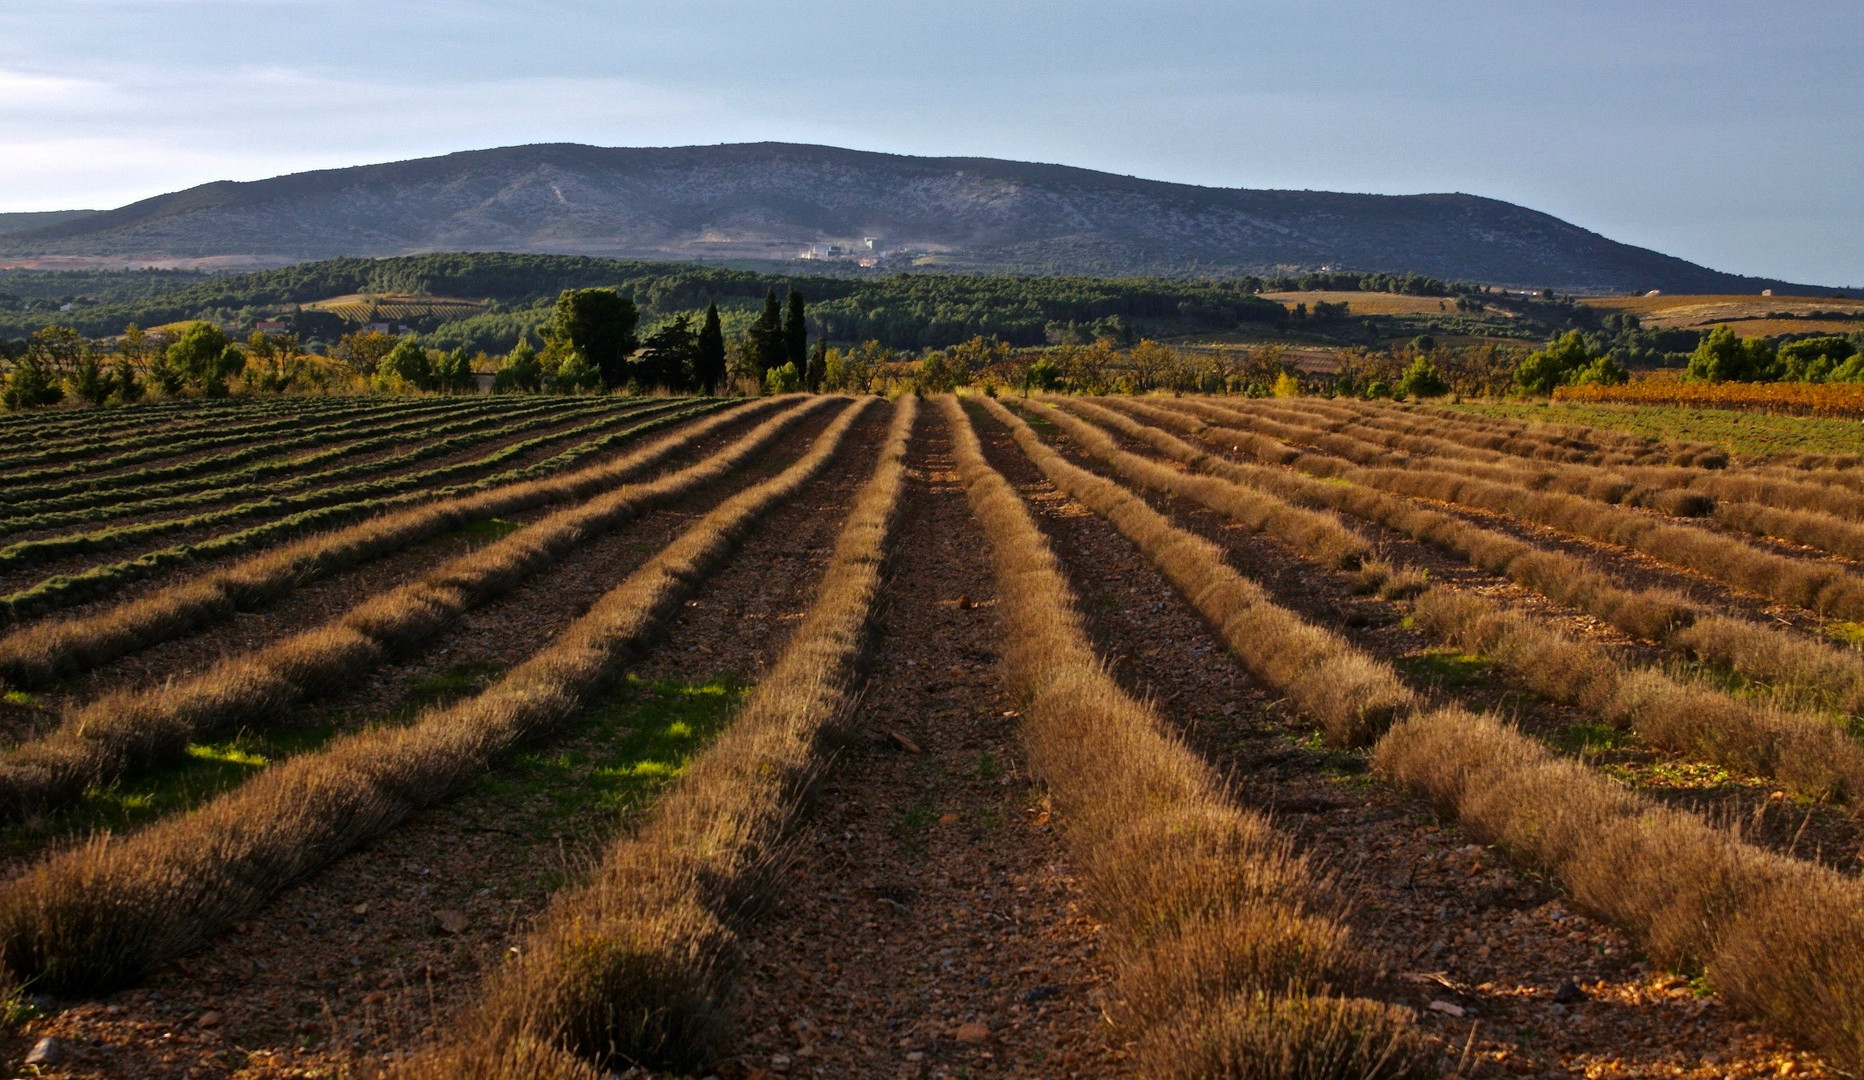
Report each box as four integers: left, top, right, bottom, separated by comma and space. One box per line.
636, 314, 699, 391
784, 289, 807, 369
548, 288, 639, 390
695, 303, 727, 393
747, 287, 786, 377
805, 338, 827, 393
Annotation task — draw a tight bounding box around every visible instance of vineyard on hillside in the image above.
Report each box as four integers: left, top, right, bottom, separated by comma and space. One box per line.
3, 391, 1864, 1078
300, 294, 491, 323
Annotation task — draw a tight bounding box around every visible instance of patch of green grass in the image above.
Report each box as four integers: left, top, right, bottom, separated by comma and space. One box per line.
8, 663, 516, 859
3, 689, 43, 709
1293, 728, 1369, 775
972, 750, 1002, 781
390, 660, 507, 720
0, 724, 345, 859
1829, 621, 1864, 647
1450, 401, 1864, 460
0, 980, 39, 1033
1396, 649, 1490, 690
456, 517, 523, 543
1557, 721, 1628, 753
475, 673, 747, 826
1601, 756, 1740, 791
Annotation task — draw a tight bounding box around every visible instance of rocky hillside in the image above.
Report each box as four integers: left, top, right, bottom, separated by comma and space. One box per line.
0, 143, 1819, 293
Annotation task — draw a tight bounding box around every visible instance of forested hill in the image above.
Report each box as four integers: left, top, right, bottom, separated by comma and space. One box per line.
0, 142, 1820, 294
3, 252, 1289, 352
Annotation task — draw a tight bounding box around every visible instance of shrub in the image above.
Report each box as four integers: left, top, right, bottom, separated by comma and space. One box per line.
1778, 336, 1859, 382
1515, 330, 1604, 394
1570, 355, 1629, 386
108, 355, 143, 404
493, 341, 543, 393
377, 338, 434, 391
1394, 357, 1448, 398
433, 348, 476, 393
164, 322, 244, 396
553, 349, 603, 395
64, 354, 110, 406
1023, 354, 1062, 392
2, 356, 63, 411
1687, 326, 1777, 383
762, 361, 803, 395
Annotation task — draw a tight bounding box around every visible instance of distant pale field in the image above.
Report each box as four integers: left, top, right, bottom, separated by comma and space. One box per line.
1261, 291, 1498, 316
1174, 340, 1349, 373
1579, 293, 1864, 332
1452, 399, 1864, 459
1684, 318, 1864, 338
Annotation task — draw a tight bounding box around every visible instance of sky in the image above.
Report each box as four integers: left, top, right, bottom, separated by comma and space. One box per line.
1, 0, 1859, 285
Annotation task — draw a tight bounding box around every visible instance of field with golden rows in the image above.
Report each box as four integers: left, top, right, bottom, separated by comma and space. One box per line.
5, 390, 1864, 1078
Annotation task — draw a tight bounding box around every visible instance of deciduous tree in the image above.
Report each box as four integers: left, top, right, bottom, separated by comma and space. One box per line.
493, 340, 543, 393
378, 338, 434, 390
1687, 325, 1776, 383
165, 322, 243, 396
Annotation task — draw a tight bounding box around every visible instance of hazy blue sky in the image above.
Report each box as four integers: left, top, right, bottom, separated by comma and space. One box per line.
2, 1, 1858, 284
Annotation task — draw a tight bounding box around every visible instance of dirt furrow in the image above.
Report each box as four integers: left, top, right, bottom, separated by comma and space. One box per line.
707, 408, 1117, 1080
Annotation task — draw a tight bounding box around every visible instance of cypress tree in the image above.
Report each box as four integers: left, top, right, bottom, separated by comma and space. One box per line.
751, 288, 785, 376
784, 289, 807, 370
805, 338, 827, 393
696, 302, 727, 393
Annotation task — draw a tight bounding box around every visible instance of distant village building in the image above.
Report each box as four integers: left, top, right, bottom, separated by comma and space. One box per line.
253, 319, 288, 334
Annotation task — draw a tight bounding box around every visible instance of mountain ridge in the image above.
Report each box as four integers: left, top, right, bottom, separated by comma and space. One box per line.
0, 142, 1828, 294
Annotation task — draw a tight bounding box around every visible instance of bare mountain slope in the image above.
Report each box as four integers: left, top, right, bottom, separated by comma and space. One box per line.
0, 142, 1819, 293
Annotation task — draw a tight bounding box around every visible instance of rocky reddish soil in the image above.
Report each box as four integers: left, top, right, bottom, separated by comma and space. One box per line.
712, 412, 1120, 1080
